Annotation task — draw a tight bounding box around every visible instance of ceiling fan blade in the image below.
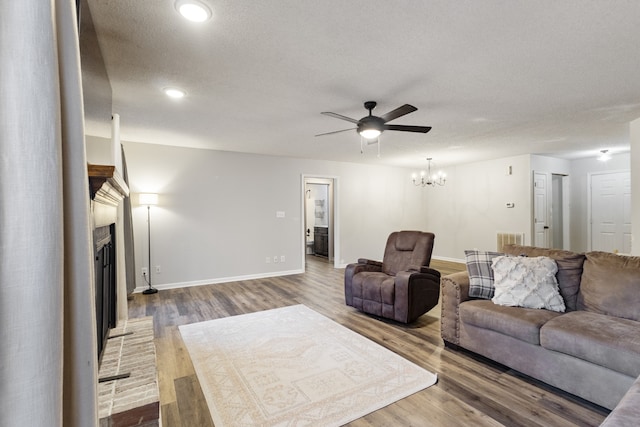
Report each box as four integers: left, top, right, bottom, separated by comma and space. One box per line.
384, 124, 432, 133
315, 128, 356, 137
321, 112, 359, 124
379, 104, 417, 123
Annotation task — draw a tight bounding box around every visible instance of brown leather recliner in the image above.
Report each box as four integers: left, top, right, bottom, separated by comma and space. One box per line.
344, 231, 440, 323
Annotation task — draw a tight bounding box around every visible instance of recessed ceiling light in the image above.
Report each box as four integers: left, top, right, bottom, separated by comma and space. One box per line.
163, 87, 186, 99
175, 0, 212, 22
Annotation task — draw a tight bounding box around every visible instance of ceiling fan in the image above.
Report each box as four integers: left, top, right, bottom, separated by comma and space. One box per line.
316, 101, 432, 139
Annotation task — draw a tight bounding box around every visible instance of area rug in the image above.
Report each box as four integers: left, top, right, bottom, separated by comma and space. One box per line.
179, 304, 437, 427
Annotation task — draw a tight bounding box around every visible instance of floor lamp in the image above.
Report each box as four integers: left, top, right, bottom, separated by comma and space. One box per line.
139, 193, 159, 294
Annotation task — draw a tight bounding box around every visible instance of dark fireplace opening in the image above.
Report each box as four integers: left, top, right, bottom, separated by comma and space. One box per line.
94, 223, 117, 363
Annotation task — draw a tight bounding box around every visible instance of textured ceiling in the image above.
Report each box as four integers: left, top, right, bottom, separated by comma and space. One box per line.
84, 0, 640, 169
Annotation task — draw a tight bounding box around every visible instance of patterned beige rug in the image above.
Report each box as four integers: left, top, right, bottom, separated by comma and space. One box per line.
179, 304, 437, 426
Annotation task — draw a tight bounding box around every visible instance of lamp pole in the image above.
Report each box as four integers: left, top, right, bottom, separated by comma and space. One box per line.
143, 203, 158, 294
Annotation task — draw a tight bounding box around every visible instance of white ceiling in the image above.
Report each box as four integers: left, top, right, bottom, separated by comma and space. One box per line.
84, 0, 640, 169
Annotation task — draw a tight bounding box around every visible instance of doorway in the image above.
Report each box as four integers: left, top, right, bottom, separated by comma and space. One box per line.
303, 176, 337, 266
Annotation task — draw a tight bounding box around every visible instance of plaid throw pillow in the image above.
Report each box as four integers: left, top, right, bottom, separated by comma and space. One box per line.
465, 250, 504, 299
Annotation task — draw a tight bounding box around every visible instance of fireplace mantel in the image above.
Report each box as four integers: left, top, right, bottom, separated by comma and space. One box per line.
88, 164, 129, 206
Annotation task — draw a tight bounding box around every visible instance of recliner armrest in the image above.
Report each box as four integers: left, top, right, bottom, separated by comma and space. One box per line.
357, 258, 383, 267
393, 268, 441, 323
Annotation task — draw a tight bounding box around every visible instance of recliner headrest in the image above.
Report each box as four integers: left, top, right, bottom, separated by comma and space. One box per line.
395, 232, 419, 251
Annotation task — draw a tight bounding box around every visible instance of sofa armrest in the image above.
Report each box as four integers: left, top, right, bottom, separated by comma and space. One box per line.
440, 271, 471, 346
394, 267, 441, 323
600, 374, 640, 427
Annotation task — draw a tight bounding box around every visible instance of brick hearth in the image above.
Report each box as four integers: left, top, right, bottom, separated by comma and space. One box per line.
98, 317, 159, 427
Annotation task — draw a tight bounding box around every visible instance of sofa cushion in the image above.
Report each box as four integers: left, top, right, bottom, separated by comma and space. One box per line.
541, 311, 640, 377
491, 256, 566, 312
577, 251, 640, 321
460, 300, 562, 345
464, 250, 504, 299
502, 244, 585, 311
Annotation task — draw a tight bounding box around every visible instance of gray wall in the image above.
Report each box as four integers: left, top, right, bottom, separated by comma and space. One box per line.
122, 141, 433, 289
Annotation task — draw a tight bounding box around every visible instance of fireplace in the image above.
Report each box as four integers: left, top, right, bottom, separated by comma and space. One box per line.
88, 164, 129, 364
88, 165, 159, 425
94, 224, 116, 361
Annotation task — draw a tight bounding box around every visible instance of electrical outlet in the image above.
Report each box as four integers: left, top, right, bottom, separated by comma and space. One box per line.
141, 267, 148, 275
155, 265, 161, 274
280, 255, 285, 263
273, 255, 279, 263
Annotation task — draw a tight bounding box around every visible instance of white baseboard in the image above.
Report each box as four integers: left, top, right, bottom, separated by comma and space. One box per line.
432, 255, 465, 264
133, 257, 464, 293
133, 268, 304, 293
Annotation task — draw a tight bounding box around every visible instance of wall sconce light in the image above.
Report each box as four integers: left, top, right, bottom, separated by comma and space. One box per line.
412, 158, 446, 187
597, 149, 612, 162
139, 193, 159, 294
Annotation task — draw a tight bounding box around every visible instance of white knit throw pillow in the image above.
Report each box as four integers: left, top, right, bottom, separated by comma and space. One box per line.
491, 256, 566, 312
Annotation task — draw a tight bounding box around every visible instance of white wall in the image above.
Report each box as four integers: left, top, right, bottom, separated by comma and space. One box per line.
569, 152, 630, 252
424, 155, 533, 260
85, 135, 112, 165
631, 118, 640, 255
123, 141, 430, 289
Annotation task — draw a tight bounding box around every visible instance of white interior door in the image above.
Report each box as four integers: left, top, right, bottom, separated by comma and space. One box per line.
590, 171, 631, 253
533, 172, 550, 248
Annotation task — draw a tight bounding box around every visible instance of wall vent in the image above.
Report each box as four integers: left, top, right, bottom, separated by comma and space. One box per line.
497, 232, 525, 252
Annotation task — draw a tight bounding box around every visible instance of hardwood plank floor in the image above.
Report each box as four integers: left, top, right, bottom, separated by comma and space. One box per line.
128, 256, 609, 426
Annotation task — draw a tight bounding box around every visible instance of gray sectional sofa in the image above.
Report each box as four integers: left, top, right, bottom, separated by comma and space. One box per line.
440, 244, 640, 412
601, 374, 640, 426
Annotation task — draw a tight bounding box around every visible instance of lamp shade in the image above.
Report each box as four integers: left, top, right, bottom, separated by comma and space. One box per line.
139, 193, 159, 206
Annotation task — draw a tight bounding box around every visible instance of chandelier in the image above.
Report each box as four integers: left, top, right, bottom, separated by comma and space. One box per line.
412, 158, 446, 187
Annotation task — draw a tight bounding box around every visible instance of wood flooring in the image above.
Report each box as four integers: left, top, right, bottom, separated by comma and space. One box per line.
127, 256, 610, 427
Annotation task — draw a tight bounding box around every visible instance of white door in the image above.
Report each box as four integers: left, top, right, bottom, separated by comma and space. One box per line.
533, 172, 550, 248
590, 171, 632, 253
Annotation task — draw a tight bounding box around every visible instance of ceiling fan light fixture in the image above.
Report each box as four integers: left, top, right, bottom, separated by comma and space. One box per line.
175, 0, 212, 22
359, 128, 381, 139
319, 101, 431, 147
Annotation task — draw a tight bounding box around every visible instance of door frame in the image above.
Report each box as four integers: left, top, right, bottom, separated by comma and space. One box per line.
552, 173, 570, 250
301, 174, 340, 270
532, 171, 550, 248
532, 170, 570, 250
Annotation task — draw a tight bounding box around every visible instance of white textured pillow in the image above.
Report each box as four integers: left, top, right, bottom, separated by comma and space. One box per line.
491, 256, 566, 312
